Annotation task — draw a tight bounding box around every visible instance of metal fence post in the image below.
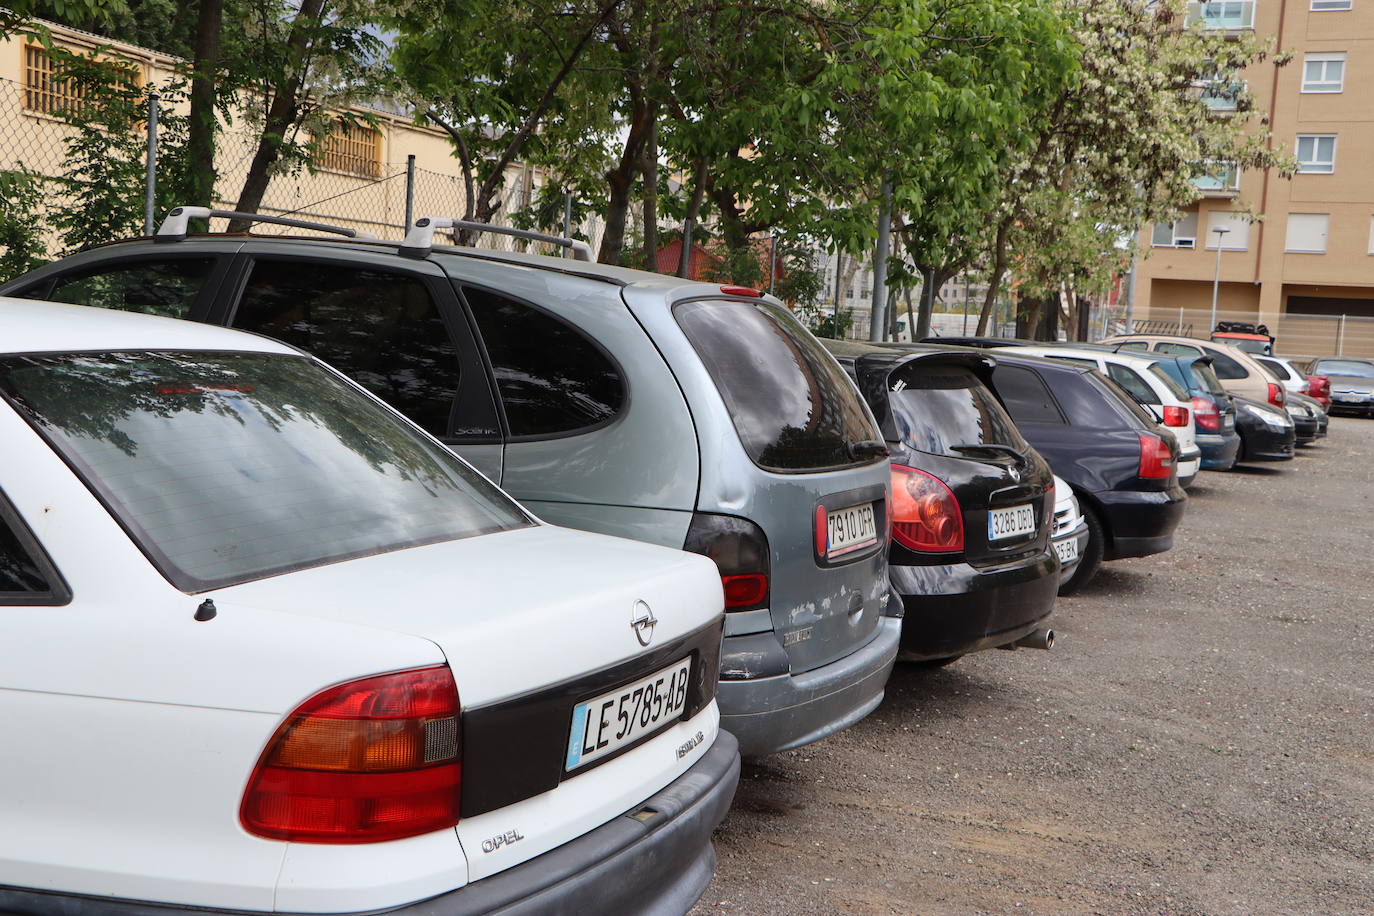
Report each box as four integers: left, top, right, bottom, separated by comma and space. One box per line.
404, 154, 416, 229
562, 192, 573, 257
868, 178, 891, 341
144, 91, 158, 235
1338, 314, 1347, 355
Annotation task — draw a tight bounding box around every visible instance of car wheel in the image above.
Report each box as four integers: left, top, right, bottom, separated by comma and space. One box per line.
1058, 502, 1104, 596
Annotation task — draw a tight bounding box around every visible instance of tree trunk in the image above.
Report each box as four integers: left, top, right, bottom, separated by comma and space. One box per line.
230, 0, 326, 228
640, 106, 659, 271
185, 0, 222, 210
678, 157, 708, 277
903, 287, 916, 341
915, 266, 941, 340
598, 87, 651, 264
977, 218, 1013, 335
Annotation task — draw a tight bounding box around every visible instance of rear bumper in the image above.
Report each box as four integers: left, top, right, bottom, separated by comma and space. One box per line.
717, 617, 899, 756
0, 733, 742, 916
1177, 449, 1201, 487
1054, 521, 1091, 586
1093, 486, 1187, 560
1197, 431, 1241, 470
888, 549, 1057, 660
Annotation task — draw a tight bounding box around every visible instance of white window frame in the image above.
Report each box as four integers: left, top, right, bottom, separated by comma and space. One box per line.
1151, 212, 1200, 248
1296, 134, 1338, 174
1286, 214, 1330, 254
1367, 215, 1374, 255
1194, 161, 1241, 193
1188, 1, 1256, 29
1311, 0, 1353, 11
1302, 53, 1346, 92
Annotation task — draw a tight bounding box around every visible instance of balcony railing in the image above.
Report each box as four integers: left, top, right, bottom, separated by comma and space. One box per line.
1199, 78, 1244, 112
1186, 1, 1255, 30
1193, 163, 1241, 196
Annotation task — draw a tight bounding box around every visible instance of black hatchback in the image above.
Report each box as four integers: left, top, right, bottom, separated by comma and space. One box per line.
824, 341, 1058, 665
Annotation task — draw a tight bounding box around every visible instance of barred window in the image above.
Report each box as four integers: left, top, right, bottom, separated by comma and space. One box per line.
320, 119, 382, 177
23, 43, 88, 116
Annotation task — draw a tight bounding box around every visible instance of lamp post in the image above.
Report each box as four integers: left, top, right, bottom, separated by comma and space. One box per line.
1209, 225, 1230, 334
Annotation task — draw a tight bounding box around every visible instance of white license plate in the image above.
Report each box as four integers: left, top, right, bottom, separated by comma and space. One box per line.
565, 657, 692, 771
988, 504, 1036, 541
1054, 537, 1079, 564
827, 502, 878, 558
1223, 414, 1234, 429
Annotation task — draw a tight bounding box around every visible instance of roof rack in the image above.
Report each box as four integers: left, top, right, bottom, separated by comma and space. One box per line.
155, 207, 378, 242
398, 217, 593, 261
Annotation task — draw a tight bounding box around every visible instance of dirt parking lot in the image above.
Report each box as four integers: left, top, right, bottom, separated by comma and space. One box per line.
695, 418, 1374, 916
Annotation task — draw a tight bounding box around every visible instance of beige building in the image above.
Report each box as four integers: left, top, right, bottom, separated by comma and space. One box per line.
1135, 0, 1374, 357
0, 20, 558, 254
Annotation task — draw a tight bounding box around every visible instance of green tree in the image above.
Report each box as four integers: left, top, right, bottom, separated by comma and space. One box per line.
0, 171, 47, 281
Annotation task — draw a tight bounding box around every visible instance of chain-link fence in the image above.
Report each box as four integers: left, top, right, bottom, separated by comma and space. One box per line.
0, 72, 614, 265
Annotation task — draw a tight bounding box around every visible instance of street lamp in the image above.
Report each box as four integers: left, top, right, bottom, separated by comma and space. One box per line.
1209, 225, 1231, 334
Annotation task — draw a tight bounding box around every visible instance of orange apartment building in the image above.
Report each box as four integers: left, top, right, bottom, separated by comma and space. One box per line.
1135, 0, 1374, 357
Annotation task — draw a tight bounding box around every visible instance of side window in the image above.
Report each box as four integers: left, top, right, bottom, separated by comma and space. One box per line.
1156, 342, 1203, 358
992, 365, 1066, 424
463, 286, 625, 438
0, 500, 67, 605
1107, 364, 1159, 405
1206, 349, 1248, 380
233, 260, 462, 437
1117, 341, 1151, 352
45, 259, 215, 318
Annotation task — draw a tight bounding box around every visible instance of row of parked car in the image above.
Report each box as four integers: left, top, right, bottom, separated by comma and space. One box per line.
0, 209, 1336, 916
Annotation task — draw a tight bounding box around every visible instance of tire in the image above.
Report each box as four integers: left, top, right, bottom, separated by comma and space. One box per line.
1058, 502, 1104, 596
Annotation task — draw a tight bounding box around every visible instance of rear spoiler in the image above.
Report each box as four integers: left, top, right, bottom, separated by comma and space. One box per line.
853, 348, 999, 441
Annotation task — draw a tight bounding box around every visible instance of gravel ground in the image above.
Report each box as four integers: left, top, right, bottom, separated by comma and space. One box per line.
694, 418, 1374, 916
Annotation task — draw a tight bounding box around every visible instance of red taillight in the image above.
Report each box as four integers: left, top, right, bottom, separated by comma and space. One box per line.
890, 465, 963, 552
241, 666, 461, 844
1191, 396, 1221, 431
1162, 405, 1189, 427
1137, 433, 1174, 480
683, 512, 770, 611
1308, 375, 1330, 397
722, 573, 769, 607
1267, 382, 1285, 407
719, 285, 763, 297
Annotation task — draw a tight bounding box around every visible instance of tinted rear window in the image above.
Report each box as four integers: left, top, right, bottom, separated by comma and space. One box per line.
1256, 358, 1291, 381
1146, 363, 1190, 401
991, 365, 1065, 425
675, 299, 879, 472
0, 352, 530, 591
44, 258, 214, 319
1205, 347, 1249, 380
887, 363, 1026, 457
1190, 361, 1228, 397
1090, 373, 1157, 429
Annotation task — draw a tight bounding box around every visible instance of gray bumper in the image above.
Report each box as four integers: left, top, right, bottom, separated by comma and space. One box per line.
717, 616, 900, 757
0, 732, 742, 916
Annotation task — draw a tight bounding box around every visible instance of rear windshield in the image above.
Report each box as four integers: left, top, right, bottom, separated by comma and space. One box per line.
1256, 358, 1291, 381
1088, 372, 1157, 429
886, 362, 1026, 458
0, 352, 531, 592
1146, 363, 1190, 401
674, 299, 879, 472
1313, 359, 1374, 379
1189, 360, 1229, 398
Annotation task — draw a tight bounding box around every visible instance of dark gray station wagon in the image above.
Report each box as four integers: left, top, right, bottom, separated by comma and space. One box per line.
3, 209, 901, 757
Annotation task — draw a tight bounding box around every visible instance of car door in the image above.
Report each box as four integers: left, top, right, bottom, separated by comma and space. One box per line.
221, 250, 505, 482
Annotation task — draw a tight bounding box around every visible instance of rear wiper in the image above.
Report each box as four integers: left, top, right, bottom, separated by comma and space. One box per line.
848, 439, 890, 460
950, 443, 1023, 460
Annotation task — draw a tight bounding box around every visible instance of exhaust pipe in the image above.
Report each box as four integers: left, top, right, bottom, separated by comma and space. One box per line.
997, 628, 1055, 651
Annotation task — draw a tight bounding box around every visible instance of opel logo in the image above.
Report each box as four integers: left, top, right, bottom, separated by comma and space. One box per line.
630, 600, 657, 647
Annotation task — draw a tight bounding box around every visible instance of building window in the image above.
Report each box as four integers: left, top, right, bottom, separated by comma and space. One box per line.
1296, 135, 1337, 174
1311, 0, 1353, 10
319, 119, 382, 178
23, 43, 89, 115
1302, 53, 1346, 92
1187, 1, 1256, 30
1151, 212, 1200, 248
1205, 211, 1251, 250
1286, 214, 1329, 254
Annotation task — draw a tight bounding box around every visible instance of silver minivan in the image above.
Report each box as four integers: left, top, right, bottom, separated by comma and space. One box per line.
1, 210, 901, 756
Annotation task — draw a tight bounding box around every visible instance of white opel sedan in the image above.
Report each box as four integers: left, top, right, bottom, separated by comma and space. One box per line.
0, 300, 738, 915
